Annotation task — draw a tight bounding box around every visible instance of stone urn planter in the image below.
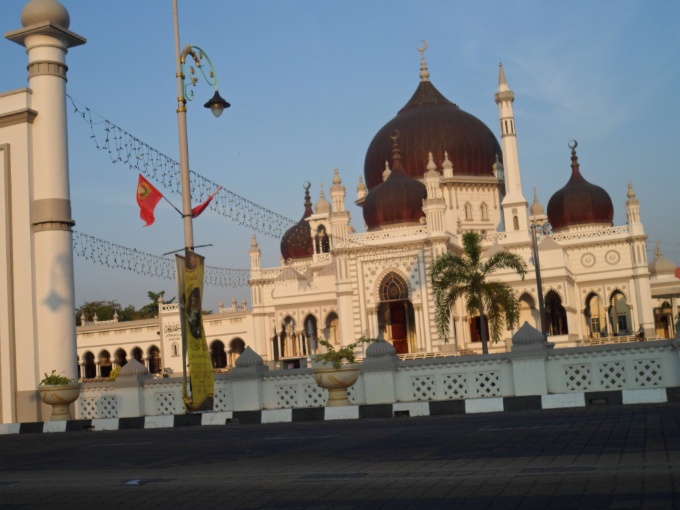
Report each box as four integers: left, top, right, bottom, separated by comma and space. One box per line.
312, 363, 360, 407
38, 370, 82, 421
311, 336, 376, 407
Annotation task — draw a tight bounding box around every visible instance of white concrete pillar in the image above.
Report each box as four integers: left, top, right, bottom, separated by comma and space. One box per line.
6, 2, 86, 387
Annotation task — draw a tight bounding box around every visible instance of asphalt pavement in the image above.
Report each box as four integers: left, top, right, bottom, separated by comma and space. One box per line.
0, 403, 678, 509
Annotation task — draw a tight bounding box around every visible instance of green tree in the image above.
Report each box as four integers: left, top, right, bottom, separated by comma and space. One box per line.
137, 290, 175, 319
75, 300, 132, 323
430, 231, 527, 355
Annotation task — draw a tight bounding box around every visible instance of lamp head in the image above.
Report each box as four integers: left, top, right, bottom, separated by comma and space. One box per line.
204, 90, 230, 117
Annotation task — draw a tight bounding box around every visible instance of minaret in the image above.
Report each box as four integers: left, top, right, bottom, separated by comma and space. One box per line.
495, 63, 529, 234
422, 152, 446, 234
5, 0, 86, 419
329, 168, 351, 244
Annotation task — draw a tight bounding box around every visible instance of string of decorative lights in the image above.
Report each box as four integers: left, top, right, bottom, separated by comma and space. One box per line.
72, 231, 251, 288
67, 95, 296, 238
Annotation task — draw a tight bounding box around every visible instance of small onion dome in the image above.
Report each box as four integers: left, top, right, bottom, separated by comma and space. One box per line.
364, 74, 501, 190
315, 186, 331, 215
512, 321, 546, 346
363, 131, 426, 230
22, 0, 70, 28
365, 339, 397, 358
648, 242, 677, 276
530, 188, 545, 216
280, 184, 314, 261
118, 358, 149, 376
547, 141, 614, 232
235, 346, 264, 368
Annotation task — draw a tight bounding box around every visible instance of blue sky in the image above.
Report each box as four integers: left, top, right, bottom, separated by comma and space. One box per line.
1, 0, 679, 310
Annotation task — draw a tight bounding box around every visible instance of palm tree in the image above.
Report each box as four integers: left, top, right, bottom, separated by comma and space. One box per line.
430, 231, 527, 354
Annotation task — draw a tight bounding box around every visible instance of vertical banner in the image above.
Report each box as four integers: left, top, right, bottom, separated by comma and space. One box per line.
175, 251, 214, 412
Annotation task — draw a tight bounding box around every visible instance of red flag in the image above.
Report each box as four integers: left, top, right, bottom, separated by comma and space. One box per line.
191, 186, 222, 218
136, 174, 163, 227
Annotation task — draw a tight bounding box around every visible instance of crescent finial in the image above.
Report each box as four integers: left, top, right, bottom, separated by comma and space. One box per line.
303, 181, 311, 190
568, 140, 578, 150
417, 40, 428, 54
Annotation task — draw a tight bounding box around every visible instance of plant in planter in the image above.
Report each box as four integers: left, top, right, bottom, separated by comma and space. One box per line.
39, 370, 82, 421
312, 336, 375, 407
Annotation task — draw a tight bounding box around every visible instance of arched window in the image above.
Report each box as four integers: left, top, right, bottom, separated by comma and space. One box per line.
131, 347, 144, 364
304, 315, 318, 353
464, 203, 472, 221
324, 312, 339, 345
171, 342, 180, 357
481, 202, 489, 221
585, 293, 605, 337
316, 225, 330, 253
513, 215, 519, 231
83, 351, 96, 379
609, 291, 632, 335
380, 272, 409, 302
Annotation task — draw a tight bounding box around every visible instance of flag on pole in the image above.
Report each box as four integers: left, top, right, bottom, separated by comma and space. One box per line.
136, 174, 163, 226
191, 186, 222, 218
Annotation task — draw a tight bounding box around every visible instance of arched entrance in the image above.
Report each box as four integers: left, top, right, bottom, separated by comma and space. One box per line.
585, 293, 606, 338
377, 272, 416, 354
82, 351, 96, 379
545, 290, 568, 336
323, 312, 339, 346
229, 338, 246, 366
518, 293, 540, 330
131, 347, 144, 365
210, 340, 227, 368
304, 315, 318, 354
99, 349, 112, 378
148, 345, 162, 374
114, 348, 127, 368
609, 290, 632, 336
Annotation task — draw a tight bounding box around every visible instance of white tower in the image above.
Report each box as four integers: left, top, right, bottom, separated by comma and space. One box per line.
495, 63, 529, 236
2, 0, 85, 422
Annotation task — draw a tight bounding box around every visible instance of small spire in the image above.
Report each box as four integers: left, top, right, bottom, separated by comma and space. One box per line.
426, 151, 437, 173
383, 161, 392, 181
333, 167, 341, 185
251, 233, 258, 248
357, 176, 367, 198
418, 40, 430, 82
627, 181, 636, 199
499, 61, 508, 87
655, 241, 663, 258
442, 151, 453, 177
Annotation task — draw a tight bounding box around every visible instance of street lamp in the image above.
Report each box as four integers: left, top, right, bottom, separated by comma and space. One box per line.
530, 222, 548, 336
173, 0, 229, 251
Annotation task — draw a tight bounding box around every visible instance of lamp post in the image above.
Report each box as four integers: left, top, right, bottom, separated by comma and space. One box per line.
173, 0, 230, 251
530, 223, 548, 336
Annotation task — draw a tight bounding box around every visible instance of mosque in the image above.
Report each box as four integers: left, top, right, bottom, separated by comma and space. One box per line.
75, 48, 680, 378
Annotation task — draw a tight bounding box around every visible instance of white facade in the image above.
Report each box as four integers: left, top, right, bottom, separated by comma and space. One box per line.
75, 60, 680, 380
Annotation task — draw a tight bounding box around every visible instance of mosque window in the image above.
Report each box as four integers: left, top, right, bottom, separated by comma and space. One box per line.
513, 215, 519, 230
481, 202, 489, 221
464, 203, 472, 221
171, 342, 180, 357
380, 272, 409, 302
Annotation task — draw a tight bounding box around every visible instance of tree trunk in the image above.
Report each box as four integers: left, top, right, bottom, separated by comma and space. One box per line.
477, 292, 489, 355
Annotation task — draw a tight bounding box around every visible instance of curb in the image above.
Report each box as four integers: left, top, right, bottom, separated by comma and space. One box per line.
2, 387, 677, 435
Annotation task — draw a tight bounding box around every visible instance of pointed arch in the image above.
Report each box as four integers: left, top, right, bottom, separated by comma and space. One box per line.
544, 290, 568, 335
481, 202, 489, 221
464, 202, 472, 221
148, 345, 162, 374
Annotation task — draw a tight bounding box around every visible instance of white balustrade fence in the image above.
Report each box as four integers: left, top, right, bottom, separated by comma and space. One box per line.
78, 339, 680, 419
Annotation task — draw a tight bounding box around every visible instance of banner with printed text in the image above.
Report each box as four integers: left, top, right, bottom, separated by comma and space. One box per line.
175, 251, 214, 412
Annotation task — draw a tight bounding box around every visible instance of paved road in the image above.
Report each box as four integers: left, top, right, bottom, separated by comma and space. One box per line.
1, 404, 679, 509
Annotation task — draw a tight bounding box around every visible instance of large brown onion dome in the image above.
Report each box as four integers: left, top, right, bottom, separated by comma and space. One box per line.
547, 141, 614, 232
364, 77, 502, 190
280, 185, 314, 261
363, 132, 427, 230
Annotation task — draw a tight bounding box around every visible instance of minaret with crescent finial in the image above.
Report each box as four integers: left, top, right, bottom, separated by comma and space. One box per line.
495, 62, 529, 236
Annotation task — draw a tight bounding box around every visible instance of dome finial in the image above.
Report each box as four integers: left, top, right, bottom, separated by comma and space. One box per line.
389, 129, 404, 171
417, 40, 430, 82
568, 140, 582, 179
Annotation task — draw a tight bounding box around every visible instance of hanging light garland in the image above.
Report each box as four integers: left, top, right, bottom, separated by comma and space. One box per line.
72, 231, 250, 288
67, 96, 296, 238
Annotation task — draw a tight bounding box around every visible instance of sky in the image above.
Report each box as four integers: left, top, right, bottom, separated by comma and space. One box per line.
1, 0, 679, 311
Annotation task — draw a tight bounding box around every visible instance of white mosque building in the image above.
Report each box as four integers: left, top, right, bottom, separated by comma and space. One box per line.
75, 50, 680, 379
